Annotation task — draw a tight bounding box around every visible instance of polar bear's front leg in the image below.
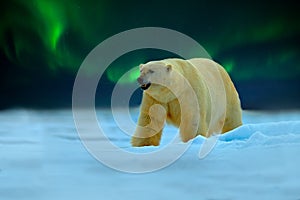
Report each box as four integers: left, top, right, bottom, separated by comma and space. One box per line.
131, 95, 167, 147
178, 93, 201, 142
179, 113, 199, 142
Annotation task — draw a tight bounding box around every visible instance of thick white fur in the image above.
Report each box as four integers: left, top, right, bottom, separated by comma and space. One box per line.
131, 58, 242, 147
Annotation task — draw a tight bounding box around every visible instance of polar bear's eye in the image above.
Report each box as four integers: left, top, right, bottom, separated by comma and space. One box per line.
149, 70, 154, 74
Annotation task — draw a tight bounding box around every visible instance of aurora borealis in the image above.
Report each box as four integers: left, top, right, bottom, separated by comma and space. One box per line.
0, 0, 299, 109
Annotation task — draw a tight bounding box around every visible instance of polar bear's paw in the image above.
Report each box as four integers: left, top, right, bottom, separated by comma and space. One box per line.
131, 133, 161, 147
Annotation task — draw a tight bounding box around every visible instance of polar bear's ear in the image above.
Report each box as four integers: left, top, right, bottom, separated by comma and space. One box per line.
139, 64, 143, 69
166, 64, 172, 72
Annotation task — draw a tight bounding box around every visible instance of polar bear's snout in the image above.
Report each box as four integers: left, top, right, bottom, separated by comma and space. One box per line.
137, 77, 151, 90
137, 77, 144, 84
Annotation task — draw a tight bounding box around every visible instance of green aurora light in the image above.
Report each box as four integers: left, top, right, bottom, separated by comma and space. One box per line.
33, 0, 65, 51
107, 67, 140, 84
222, 60, 234, 73
0, 0, 299, 84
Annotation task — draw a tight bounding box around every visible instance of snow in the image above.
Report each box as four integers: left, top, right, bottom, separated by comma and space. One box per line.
0, 109, 300, 200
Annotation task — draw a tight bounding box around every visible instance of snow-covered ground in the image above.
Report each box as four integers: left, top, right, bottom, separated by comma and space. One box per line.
0, 109, 300, 200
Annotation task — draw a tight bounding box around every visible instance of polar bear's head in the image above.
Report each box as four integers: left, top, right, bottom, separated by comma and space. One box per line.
137, 61, 172, 91
137, 60, 187, 102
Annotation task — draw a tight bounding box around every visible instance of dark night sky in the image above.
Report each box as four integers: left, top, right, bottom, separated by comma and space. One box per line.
0, 0, 299, 109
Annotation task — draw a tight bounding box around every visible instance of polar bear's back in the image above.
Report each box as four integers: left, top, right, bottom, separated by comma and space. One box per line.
187, 58, 238, 99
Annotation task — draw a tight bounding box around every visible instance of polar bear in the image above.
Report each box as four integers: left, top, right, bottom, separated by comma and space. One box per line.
131, 58, 242, 147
